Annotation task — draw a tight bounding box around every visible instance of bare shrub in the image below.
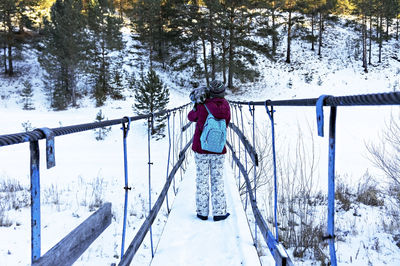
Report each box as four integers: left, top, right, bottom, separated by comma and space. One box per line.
366, 112, 400, 186
44, 184, 61, 211
0, 205, 12, 227
231, 117, 273, 197
335, 176, 353, 211
366, 111, 400, 234
0, 178, 24, 192
356, 173, 383, 207
275, 124, 330, 263
0, 179, 30, 211
89, 176, 105, 211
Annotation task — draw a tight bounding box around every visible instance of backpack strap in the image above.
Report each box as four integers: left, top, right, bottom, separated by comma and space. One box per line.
203, 104, 213, 116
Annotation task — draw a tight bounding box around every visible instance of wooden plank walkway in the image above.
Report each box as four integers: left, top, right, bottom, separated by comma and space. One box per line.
151, 158, 273, 266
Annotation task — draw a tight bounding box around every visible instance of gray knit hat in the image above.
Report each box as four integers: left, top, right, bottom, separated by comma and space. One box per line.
209, 80, 226, 98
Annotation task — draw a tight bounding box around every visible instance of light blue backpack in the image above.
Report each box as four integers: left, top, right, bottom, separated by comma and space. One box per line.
200, 104, 227, 153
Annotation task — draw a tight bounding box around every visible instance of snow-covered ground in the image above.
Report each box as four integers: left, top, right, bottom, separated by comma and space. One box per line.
1, 15, 400, 266
151, 160, 268, 266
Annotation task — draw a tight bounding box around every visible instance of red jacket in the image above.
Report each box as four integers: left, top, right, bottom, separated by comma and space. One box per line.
188, 98, 231, 154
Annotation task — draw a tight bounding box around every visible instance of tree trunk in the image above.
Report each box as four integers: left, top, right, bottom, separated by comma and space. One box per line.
209, 7, 216, 81
222, 29, 227, 84
7, 43, 13, 76
228, 7, 234, 89
101, 43, 106, 94
311, 12, 315, 51
3, 44, 7, 74
201, 35, 209, 87
369, 15, 372, 65
272, 9, 276, 55
210, 19, 216, 80
286, 10, 292, 63
119, 0, 124, 21
6, 12, 13, 76
362, 15, 368, 72
396, 16, 399, 40
318, 12, 323, 57
149, 33, 154, 70
379, 15, 382, 63
386, 17, 389, 41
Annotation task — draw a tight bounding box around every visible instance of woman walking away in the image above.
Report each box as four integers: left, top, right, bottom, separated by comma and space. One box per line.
188, 80, 231, 221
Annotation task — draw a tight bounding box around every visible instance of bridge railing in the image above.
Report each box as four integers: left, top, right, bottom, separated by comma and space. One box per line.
227, 92, 400, 266
0, 103, 193, 265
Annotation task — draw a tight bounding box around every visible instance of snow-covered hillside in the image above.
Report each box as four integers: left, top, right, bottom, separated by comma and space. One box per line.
1, 15, 400, 265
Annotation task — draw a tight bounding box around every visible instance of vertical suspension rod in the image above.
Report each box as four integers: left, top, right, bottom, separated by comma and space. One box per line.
249, 103, 258, 246
240, 105, 249, 211
265, 103, 279, 242
30, 141, 41, 263
172, 111, 176, 195
179, 109, 183, 181
147, 115, 154, 257
121, 117, 131, 260
234, 105, 241, 188
165, 113, 172, 213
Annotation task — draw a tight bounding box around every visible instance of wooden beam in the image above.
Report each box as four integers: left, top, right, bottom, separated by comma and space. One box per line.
33, 202, 112, 266
228, 123, 258, 166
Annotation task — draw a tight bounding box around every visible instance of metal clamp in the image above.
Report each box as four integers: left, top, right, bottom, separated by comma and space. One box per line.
322, 234, 336, 241
248, 102, 254, 116
316, 95, 332, 137
34, 127, 55, 169
122, 116, 131, 138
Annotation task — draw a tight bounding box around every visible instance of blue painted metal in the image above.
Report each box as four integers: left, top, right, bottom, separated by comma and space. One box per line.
179, 109, 183, 181
230, 106, 235, 169
240, 105, 249, 211
265, 102, 279, 242
147, 115, 154, 258
35, 128, 55, 169
316, 95, 331, 137
30, 141, 41, 263
249, 102, 258, 246
165, 113, 171, 213
327, 107, 338, 266
121, 117, 131, 260
172, 111, 176, 195
234, 105, 241, 189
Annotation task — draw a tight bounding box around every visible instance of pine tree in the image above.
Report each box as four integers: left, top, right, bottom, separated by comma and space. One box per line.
222, 0, 264, 88
283, 0, 298, 63
133, 69, 170, 140
38, 0, 86, 110
130, 0, 167, 67
87, 0, 125, 107
21, 80, 35, 110
0, 0, 39, 76
299, 0, 326, 51
94, 109, 111, 141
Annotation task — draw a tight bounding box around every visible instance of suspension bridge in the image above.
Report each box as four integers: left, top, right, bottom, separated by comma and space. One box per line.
0, 92, 399, 266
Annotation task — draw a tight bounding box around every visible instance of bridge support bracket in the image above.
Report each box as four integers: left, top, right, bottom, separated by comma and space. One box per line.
316, 95, 332, 137
34, 127, 55, 169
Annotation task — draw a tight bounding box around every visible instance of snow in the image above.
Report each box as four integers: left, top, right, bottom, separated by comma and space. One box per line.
0, 14, 400, 266
151, 157, 264, 266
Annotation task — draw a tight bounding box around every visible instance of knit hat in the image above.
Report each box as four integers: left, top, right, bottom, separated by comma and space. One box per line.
209, 80, 226, 98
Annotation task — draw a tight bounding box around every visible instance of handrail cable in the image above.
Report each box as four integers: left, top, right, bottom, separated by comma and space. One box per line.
229, 91, 400, 106
0, 103, 190, 147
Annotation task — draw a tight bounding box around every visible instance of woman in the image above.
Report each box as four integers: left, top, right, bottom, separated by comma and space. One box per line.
187, 80, 231, 221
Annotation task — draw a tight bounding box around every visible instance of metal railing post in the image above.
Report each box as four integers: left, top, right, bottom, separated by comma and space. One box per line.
121, 117, 131, 260
30, 140, 41, 263
327, 106, 338, 266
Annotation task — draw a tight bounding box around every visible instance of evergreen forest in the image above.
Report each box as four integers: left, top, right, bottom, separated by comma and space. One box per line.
1, 0, 400, 110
